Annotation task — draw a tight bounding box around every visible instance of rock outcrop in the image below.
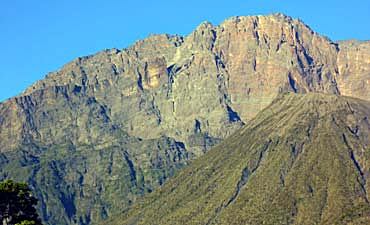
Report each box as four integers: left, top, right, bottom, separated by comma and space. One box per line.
337, 40, 370, 100
0, 14, 369, 224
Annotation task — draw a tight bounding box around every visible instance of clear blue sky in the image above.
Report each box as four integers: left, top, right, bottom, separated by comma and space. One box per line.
1, 0, 369, 102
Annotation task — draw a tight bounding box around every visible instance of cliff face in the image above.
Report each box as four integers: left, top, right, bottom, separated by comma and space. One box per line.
0, 14, 369, 224
115, 93, 370, 225
11, 14, 370, 151
0, 85, 190, 225
337, 40, 370, 100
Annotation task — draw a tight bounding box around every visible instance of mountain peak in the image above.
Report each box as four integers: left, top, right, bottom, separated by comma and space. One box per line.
196, 20, 214, 29
1, 13, 370, 225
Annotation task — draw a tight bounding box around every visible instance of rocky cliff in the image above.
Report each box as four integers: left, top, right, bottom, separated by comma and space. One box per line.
0, 13, 369, 224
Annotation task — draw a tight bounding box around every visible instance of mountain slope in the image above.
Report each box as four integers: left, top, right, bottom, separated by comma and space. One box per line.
0, 14, 369, 224
114, 93, 370, 225
0, 87, 190, 225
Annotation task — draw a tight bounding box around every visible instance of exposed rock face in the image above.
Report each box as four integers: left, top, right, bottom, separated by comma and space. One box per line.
337, 40, 370, 100
0, 14, 369, 224
114, 93, 370, 225
0, 85, 190, 225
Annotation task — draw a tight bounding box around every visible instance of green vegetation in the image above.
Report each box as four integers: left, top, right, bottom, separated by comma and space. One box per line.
112, 93, 370, 225
15, 221, 37, 225
0, 180, 41, 225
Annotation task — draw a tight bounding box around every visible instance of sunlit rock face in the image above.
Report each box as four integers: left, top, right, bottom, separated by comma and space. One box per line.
13, 14, 369, 149
337, 40, 370, 100
0, 14, 369, 225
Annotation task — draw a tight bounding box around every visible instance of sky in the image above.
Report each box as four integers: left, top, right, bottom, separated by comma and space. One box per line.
1, 0, 369, 102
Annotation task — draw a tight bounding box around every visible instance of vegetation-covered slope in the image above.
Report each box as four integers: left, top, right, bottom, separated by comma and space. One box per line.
114, 93, 370, 225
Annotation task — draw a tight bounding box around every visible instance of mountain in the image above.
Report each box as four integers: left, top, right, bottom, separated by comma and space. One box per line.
112, 93, 370, 225
0, 13, 369, 224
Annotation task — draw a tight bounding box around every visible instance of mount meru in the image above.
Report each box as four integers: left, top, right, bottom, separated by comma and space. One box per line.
0, 14, 369, 225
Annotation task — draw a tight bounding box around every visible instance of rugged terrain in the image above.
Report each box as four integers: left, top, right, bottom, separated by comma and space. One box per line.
0, 13, 369, 224
113, 93, 370, 225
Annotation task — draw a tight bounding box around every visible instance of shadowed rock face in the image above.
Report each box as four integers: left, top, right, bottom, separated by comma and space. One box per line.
0, 14, 369, 224
114, 93, 370, 225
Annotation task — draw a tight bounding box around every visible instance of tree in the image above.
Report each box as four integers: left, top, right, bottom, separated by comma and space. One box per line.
15, 221, 36, 225
0, 180, 42, 225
